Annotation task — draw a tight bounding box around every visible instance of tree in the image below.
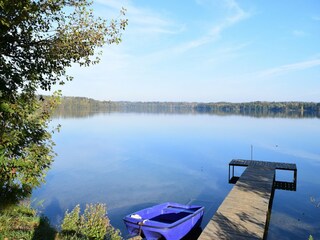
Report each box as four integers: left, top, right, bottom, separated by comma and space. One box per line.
0, 0, 127, 198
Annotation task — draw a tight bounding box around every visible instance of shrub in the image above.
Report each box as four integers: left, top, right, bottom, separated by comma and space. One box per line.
81, 204, 108, 239
60, 203, 121, 240
61, 204, 81, 235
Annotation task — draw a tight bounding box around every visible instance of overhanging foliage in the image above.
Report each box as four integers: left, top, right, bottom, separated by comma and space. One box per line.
0, 0, 127, 193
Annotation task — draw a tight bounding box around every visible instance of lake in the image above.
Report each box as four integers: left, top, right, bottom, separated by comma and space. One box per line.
32, 111, 320, 239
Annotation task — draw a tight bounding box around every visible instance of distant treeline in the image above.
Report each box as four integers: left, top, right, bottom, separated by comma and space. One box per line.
52, 96, 320, 118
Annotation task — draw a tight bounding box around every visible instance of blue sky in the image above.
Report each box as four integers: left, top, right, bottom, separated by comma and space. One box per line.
48, 0, 320, 102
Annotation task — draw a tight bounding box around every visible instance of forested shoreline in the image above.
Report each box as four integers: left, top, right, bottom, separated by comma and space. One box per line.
53, 96, 320, 118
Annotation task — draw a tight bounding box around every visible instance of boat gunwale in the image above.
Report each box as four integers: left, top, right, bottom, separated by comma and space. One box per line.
123, 205, 205, 230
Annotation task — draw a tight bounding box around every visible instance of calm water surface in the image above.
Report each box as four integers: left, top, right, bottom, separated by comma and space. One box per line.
32, 112, 320, 239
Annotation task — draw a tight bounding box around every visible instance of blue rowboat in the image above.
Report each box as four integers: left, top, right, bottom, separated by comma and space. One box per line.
123, 202, 204, 240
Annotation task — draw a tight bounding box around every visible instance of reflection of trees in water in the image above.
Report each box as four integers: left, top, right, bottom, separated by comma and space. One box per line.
53, 97, 320, 119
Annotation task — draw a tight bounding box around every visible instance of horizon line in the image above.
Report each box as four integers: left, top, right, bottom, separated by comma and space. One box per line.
52, 95, 320, 104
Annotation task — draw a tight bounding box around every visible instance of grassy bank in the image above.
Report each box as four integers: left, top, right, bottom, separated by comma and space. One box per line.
0, 202, 56, 239
0, 202, 121, 240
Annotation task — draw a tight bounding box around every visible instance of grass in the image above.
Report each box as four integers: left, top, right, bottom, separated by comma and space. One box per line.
0, 201, 57, 240
0, 202, 122, 240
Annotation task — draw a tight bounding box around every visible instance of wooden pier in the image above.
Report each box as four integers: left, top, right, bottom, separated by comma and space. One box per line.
199, 159, 297, 240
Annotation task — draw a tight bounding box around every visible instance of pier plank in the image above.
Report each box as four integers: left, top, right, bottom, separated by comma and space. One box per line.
199, 160, 296, 240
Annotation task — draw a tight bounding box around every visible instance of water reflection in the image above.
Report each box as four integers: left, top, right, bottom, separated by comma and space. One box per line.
53, 101, 320, 119
32, 110, 320, 239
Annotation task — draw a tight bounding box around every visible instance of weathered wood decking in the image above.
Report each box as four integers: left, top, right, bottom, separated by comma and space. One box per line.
199, 159, 297, 240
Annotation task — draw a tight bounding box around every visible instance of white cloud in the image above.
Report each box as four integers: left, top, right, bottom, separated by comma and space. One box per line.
255, 59, 320, 79
96, 0, 184, 36
94, 0, 251, 65
173, 0, 251, 53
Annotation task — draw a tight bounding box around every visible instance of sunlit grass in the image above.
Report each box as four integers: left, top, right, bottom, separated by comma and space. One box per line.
0, 202, 121, 240
0, 200, 57, 239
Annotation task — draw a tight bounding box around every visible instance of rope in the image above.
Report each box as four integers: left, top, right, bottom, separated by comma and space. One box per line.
137, 219, 147, 236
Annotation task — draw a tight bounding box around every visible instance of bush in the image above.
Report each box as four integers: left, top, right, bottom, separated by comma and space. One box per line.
61, 204, 81, 234
60, 203, 122, 240
81, 203, 108, 238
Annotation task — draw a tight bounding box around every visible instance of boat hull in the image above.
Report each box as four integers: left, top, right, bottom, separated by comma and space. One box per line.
123, 202, 204, 240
